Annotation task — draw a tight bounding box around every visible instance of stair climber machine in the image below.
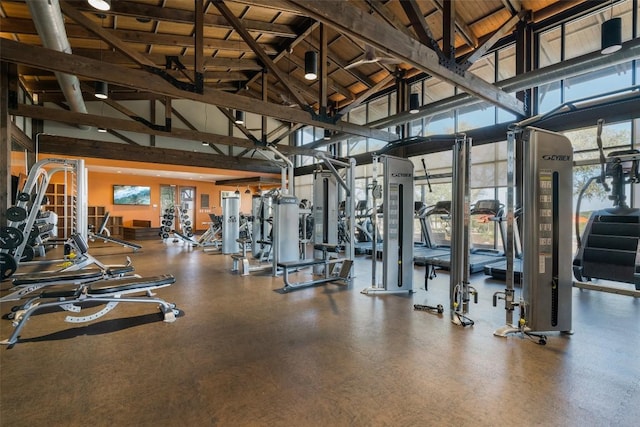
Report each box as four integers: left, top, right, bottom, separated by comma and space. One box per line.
361, 155, 414, 295
573, 120, 639, 297
494, 127, 574, 343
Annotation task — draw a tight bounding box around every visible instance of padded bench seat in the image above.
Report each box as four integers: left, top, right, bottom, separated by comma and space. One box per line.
277, 259, 327, 269
12, 269, 104, 286
88, 274, 175, 295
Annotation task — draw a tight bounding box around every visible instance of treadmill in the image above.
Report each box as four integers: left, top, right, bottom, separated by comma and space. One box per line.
417, 200, 507, 288
483, 208, 523, 281
413, 201, 452, 265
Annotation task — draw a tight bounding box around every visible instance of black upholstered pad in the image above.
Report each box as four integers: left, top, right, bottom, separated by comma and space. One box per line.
87, 275, 175, 295
105, 265, 135, 276
40, 285, 83, 299
12, 270, 104, 286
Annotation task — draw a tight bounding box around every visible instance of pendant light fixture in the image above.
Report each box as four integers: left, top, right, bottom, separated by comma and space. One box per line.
601, 1, 622, 54
304, 51, 318, 80
94, 80, 108, 99
409, 93, 421, 114
234, 110, 245, 124
88, 0, 111, 12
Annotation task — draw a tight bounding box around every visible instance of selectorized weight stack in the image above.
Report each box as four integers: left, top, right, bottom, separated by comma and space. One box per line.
362, 155, 414, 294
221, 196, 240, 255
272, 194, 299, 274
313, 170, 338, 266
494, 127, 573, 338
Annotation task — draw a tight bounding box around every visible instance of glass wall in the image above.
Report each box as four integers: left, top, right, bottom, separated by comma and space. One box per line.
296, 0, 638, 219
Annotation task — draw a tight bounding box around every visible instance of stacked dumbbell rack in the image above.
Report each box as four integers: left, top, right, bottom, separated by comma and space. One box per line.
159, 205, 195, 242
159, 207, 175, 240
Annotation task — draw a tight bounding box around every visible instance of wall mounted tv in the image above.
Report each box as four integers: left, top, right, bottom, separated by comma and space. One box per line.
113, 185, 151, 206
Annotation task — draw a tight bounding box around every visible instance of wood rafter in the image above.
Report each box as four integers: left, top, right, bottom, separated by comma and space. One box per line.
0, 39, 396, 141
11, 103, 319, 157
213, 0, 308, 108
38, 134, 279, 174
285, 0, 525, 116
399, 0, 447, 60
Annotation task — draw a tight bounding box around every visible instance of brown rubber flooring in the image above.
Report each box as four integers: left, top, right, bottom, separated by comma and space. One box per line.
1, 240, 639, 426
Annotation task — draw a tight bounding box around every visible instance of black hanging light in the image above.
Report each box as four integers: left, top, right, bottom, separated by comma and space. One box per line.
235, 110, 245, 124
601, 17, 622, 54
409, 93, 421, 114
94, 80, 108, 99
304, 51, 318, 80
601, 0, 622, 55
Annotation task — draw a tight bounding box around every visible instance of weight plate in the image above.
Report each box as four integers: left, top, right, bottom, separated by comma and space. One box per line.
184, 221, 191, 226
185, 227, 192, 233
7, 206, 28, 222
0, 227, 24, 249
162, 232, 169, 239
165, 221, 173, 226
17, 192, 30, 202
0, 252, 18, 280
169, 207, 175, 212
186, 232, 193, 238
20, 245, 35, 262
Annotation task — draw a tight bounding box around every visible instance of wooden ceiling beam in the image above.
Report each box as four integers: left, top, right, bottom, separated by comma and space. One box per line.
364, 0, 416, 40
59, 0, 157, 68
37, 134, 279, 174
286, 0, 525, 116
213, 1, 308, 108
11, 103, 323, 157
1, 39, 396, 141
462, 9, 527, 70
431, 0, 479, 48
399, 0, 447, 60
71, 0, 298, 38
0, 18, 279, 56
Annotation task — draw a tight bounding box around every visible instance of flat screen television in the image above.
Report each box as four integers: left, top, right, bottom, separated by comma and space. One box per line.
113, 185, 151, 206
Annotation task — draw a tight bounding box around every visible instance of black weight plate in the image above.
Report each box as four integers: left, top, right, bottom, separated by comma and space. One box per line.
186, 232, 194, 238
17, 192, 30, 202
0, 227, 24, 249
185, 227, 192, 233
0, 252, 18, 280
7, 206, 27, 222
165, 221, 173, 226
169, 207, 175, 212
20, 245, 35, 262
184, 221, 191, 226
162, 232, 170, 239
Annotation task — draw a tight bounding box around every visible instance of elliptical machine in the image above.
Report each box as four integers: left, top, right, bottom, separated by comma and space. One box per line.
573, 120, 640, 293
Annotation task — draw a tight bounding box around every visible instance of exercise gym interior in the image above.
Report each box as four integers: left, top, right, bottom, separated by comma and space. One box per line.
1, 0, 639, 425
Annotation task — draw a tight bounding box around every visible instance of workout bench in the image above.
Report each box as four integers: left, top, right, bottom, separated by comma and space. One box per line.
1, 274, 182, 346
277, 244, 352, 292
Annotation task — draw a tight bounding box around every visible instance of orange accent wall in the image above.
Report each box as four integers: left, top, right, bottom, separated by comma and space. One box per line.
10, 154, 275, 231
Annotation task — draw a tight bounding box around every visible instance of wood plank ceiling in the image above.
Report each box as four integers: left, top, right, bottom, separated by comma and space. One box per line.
0, 0, 593, 172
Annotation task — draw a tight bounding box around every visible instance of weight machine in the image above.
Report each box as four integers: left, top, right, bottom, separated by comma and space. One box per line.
1, 158, 87, 281
361, 155, 414, 295
276, 154, 355, 292
494, 127, 574, 339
